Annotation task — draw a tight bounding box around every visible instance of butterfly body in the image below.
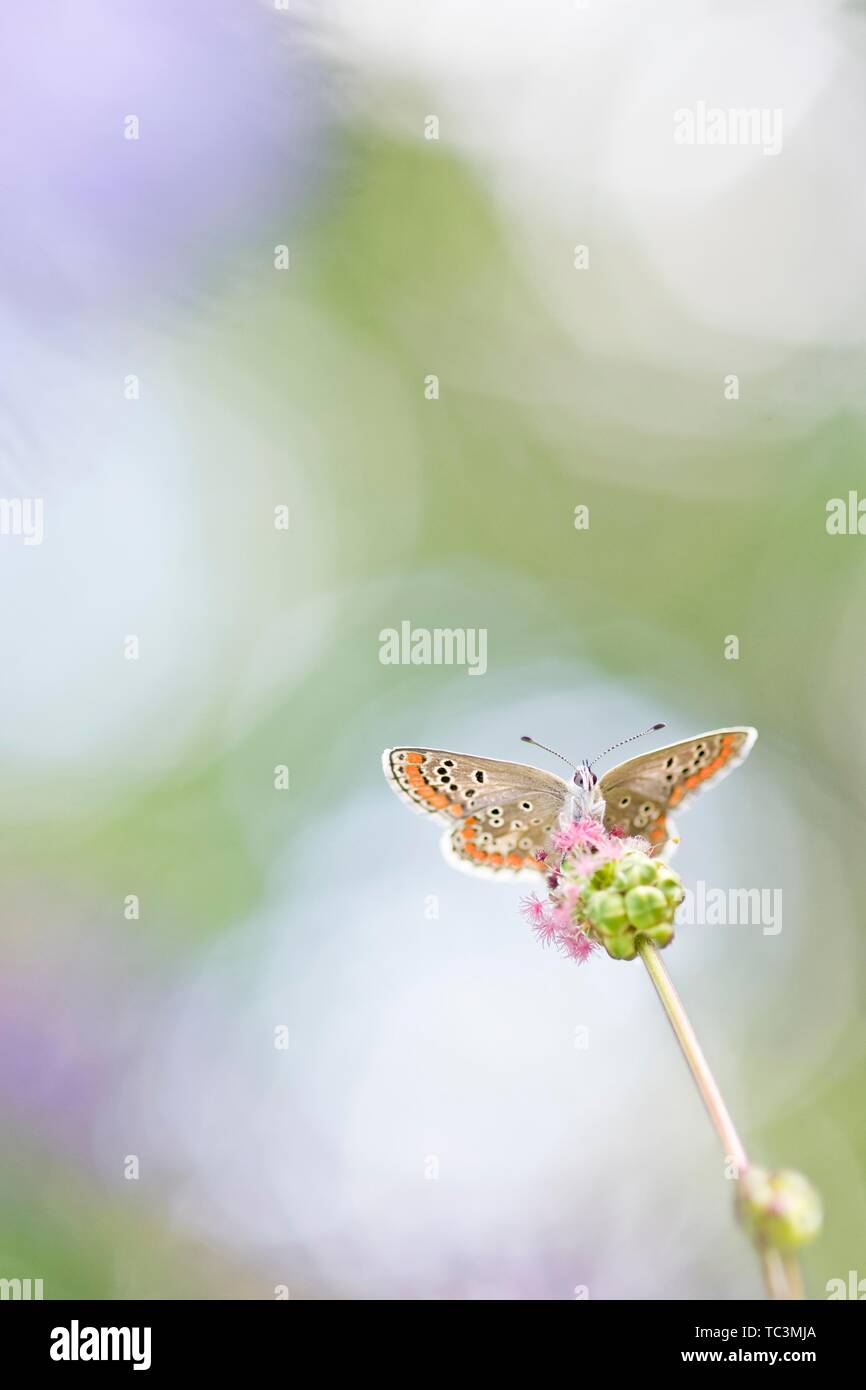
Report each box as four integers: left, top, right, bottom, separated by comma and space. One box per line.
383, 727, 756, 879
569, 761, 607, 823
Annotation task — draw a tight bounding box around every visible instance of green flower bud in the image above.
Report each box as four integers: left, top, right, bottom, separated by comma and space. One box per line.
612, 855, 657, 892
586, 889, 628, 936
639, 922, 674, 948
604, 931, 638, 960
624, 885, 669, 932
572, 849, 684, 958
588, 861, 616, 891
656, 869, 685, 908
738, 1167, 823, 1252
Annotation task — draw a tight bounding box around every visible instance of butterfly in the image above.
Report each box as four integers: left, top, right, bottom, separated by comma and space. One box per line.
382, 726, 756, 878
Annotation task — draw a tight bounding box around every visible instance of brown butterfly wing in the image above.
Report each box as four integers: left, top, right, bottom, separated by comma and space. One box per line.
444, 792, 565, 876
383, 748, 569, 876
599, 728, 756, 853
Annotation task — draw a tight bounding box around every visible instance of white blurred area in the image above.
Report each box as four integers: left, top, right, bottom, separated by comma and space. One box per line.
99, 675, 848, 1299
0, 327, 340, 805
311, 0, 866, 409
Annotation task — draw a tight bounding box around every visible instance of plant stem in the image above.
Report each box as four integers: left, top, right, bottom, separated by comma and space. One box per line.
637, 938, 747, 1168
760, 1248, 789, 1301
782, 1254, 805, 1300
636, 937, 803, 1300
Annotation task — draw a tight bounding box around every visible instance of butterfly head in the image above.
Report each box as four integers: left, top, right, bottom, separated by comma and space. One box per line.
522, 723, 666, 820
571, 759, 604, 817
521, 737, 605, 817
573, 760, 598, 792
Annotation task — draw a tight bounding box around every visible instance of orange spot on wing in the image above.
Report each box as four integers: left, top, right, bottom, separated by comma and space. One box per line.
506, 854, 522, 867
404, 752, 424, 764
669, 786, 684, 806
446, 802, 463, 816
488, 853, 503, 867
429, 793, 448, 809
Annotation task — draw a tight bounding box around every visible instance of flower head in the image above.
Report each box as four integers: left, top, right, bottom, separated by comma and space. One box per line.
737, 1167, 823, 1252
520, 893, 547, 927
519, 893, 558, 946
551, 817, 606, 853
521, 817, 684, 963
557, 929, 597, 964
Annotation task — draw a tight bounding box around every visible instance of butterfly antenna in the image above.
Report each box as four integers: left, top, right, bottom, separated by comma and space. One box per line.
588, 722, 666, 771
520, 735, 574, 770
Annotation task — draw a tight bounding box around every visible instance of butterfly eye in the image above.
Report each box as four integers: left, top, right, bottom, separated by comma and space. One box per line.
591, 772, 598, 787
